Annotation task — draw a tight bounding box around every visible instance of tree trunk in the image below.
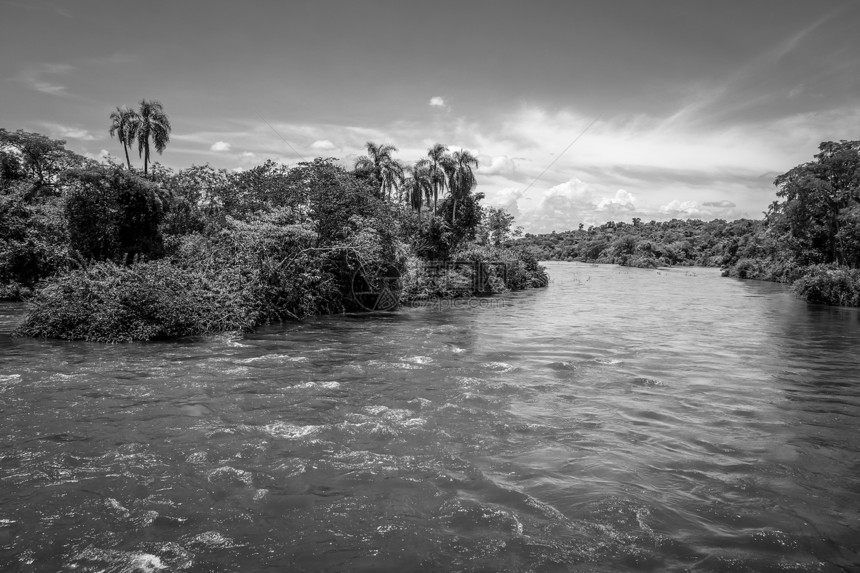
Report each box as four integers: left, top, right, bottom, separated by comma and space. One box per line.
123, 143, 131, 170
144, 144, 149, 177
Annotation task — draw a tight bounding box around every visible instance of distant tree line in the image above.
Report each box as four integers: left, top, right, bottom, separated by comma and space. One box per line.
516, 217, 761, 269
517, 140, 860, 306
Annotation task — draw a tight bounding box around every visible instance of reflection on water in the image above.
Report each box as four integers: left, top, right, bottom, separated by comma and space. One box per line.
1, 262, 859, 571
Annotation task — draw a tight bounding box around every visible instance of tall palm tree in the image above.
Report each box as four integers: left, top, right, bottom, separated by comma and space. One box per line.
447, 149, 479, 224
354, 142, 402, 201
403, 160, 433, 222
381, 159, 404, 203
426, 143, 449, 218
108, 106, 139, 170
135, 100, 171, 177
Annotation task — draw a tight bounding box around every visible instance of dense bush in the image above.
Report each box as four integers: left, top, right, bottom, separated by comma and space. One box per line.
792, 265, 860, 306
64, 166, 165, 261
15, 260, 257, 342
0, 185, 69, 298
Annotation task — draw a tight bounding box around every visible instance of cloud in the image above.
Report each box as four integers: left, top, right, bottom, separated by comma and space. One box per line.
596, 189, 637, 211
310, 139, 336, 151
703, 200, 736, 208
210, 141, 232, 152
17, 63, 73, 95
659, 199, 741, 220
429, 96, 445, 107
479, 155, 517, 176
42, 123, 96, 141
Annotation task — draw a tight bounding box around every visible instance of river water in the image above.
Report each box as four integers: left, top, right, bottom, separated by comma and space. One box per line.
1, 262, 859, 572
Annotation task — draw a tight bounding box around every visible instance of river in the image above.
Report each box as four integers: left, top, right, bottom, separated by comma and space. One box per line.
1, 262, 859, 572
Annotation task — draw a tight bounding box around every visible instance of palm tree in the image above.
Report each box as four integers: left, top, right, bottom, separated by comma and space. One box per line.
447, 149, 479, 224
403, 160, 433, 222
426, 143, 448, 218
108, 106, 139, 170
354, 142, 402, 201
135, 100, 171, 177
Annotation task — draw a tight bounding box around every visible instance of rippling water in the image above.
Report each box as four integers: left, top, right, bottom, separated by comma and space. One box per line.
2, 262, 860, 572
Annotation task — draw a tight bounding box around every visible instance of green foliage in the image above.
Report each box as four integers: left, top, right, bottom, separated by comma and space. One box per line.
767, 140, 860, 266
10, 127, 549, 340
15, 260, 257, 342
134, 100, 171, 177
793, 265, 860, 306
517, 218, 757, 268
64, 165, 165, 261
0, 128, 92, 197
477, 206, 521, 247
0, 185, 69, 298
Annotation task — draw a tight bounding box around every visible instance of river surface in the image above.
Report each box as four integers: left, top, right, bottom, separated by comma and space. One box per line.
1, 262, 859, 572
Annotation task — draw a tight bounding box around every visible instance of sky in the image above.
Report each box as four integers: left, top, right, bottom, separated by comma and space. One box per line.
1, 0, 858, 233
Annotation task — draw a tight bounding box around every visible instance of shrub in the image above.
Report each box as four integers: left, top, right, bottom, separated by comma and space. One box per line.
64, 166, 165, 261
15, 260, 258, 342
0, 186, 69, 297
793, 265, 860, 306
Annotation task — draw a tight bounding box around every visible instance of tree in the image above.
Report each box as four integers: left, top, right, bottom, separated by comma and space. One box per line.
403, 160, 433, 222
771, 140, 860, 266
0, 128, 89, 195
135, 100, 171, 178
64, 165, 165, 261
426, 143, 449, 218
479, 206, 519, 246
446, 149, 479, 224
108, 106, 139, 170
354, 142, 402, 201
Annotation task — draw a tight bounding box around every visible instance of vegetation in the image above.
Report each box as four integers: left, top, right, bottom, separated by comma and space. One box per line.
2, 117, 546, 341
518, 140, 860, 307
107, 100, 172, 177
719, 140, 860, 305
516, 218, 760, 268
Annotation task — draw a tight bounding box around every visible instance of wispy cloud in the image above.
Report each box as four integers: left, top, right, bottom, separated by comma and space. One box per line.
210, 141, 231, 152
17, 63, 74, 96
429, 96, 446, 107
42, 122, 96, 141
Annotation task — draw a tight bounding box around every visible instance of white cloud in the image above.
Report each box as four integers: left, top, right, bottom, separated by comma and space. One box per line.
310, 139, 336, 151
210, 141, 231, 152
429, 96, 445, 107
659, 199, 741, 220
479, 155, 517, 176
17, 64, 73, 95
596, 189, 637, 211
43, 123, 96, 141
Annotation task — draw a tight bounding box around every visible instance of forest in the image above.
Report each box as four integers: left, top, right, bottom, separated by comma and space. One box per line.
0, 102, 546, 342
517, 140, 860, 307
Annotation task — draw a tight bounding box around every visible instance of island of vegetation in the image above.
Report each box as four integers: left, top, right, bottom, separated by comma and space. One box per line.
0, 102, 547, 342
516, 140, 860, 307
